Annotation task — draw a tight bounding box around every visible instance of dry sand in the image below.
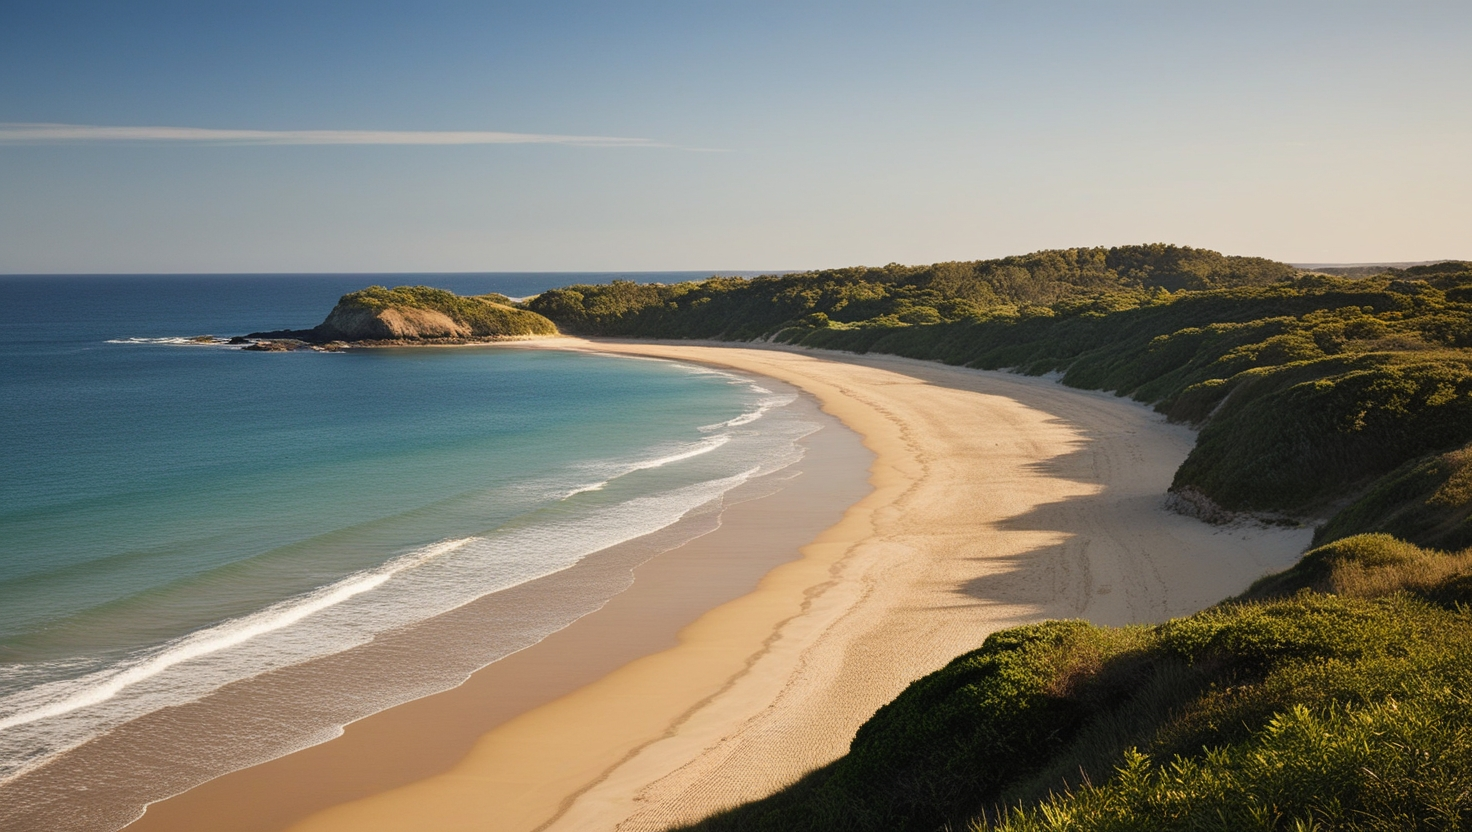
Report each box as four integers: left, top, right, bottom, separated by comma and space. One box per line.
252, 340, 1313, 832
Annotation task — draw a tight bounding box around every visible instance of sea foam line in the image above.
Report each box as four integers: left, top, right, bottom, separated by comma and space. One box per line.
627, 434, 732, 472
0, 538, 472, 732
563, 433, 732, 497
587, 354, 784, 431
105, 337, 237, 347
701, 393, 797, 431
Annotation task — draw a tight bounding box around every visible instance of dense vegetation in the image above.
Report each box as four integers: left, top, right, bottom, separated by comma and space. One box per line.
336, 284, 518, 314
677, 534, 1472, 832
528, 244, 1296, 340
528, 252, 1472, 540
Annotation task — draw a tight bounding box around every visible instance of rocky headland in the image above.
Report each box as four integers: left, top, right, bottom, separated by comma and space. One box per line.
245, 285, 558, 349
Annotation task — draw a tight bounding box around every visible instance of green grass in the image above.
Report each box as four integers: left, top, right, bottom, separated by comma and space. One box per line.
990, 695, 1472, 832
676, 536, 1472, 832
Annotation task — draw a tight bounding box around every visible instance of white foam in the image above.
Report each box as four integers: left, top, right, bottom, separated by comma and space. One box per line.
561, 434, 732, 498
700, 394, 797, 431
105, 336, 238, 347
0, 539, 472, 733
585, 353, 783, 430
627, 433, 731, 471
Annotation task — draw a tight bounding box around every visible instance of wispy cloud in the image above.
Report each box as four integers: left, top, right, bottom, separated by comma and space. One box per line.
0, 123, 666, 147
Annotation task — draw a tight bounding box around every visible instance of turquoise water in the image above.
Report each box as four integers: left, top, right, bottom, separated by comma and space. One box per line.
0, 275, 813, 813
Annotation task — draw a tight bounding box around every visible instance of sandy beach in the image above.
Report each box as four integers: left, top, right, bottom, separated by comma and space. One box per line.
128, 340, 1313, 832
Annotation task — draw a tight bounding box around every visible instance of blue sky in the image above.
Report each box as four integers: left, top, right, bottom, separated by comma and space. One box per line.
1, 1, 1468, 273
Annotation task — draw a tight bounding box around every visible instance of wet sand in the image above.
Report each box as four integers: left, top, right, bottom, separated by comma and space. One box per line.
129, 341, 1312, 832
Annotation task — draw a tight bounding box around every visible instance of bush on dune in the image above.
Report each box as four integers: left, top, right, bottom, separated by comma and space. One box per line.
1172, 351, 1472, 514
1239, 533, 1472, 608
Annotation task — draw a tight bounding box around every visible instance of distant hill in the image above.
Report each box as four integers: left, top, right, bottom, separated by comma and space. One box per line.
1295, 260, 1470, 278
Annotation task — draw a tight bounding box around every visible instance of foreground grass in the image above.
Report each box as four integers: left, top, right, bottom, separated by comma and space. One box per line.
675, 535, 1472, 832
992, 695, 1472, 832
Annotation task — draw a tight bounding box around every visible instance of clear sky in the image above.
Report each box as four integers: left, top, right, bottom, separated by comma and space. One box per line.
1, 1, 1468, 273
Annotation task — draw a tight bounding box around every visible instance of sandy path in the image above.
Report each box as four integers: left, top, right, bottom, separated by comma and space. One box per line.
286, 341, 1311, 832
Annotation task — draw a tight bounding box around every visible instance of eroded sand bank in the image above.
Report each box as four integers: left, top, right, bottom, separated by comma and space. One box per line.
263, 340, 1312, 832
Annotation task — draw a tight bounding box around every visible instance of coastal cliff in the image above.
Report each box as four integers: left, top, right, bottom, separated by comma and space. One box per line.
249, 285, 558, 346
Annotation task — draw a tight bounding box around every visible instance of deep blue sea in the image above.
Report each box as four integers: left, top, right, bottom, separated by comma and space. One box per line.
0, 273, 814, 828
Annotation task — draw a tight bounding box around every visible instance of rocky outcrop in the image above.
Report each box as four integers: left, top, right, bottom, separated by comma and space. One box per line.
1166, 485, 1302, 529
247, 285, 559, 346
242, 340, 299, 352
1164, 486, 1237, 524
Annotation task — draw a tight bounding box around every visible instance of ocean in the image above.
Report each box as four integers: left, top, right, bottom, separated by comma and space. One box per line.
0, 273, 817, 830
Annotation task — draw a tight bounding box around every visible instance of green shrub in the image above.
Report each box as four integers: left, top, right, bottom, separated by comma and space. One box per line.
1317, 443, 1472, 551
1239, 534, 1472, 609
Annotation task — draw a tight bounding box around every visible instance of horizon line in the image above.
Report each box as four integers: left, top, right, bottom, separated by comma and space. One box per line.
0, 123, 671, 147
0, 268, 799, 277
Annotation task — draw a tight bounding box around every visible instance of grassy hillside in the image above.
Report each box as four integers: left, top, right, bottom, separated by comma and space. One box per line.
676, 534, 1472, 832
1315, 443, 1472, 552
328, 285, 557, 338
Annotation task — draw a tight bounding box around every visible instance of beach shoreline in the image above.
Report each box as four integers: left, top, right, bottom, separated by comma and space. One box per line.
110, 358, 870, 832
127, 339, 1313, 832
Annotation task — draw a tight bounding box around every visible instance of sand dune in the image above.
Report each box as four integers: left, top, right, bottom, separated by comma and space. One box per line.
275, 341, 1311, 832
